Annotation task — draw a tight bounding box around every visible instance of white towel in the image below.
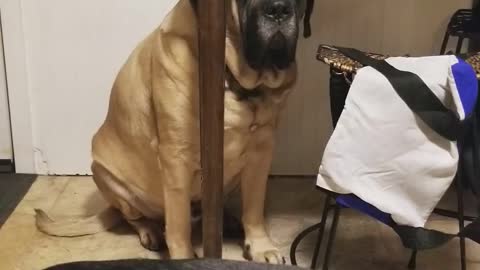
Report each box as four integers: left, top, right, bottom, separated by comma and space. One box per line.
316, 55, 478, 227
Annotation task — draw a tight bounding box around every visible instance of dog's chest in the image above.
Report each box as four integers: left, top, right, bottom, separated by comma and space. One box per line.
222, 86, 287, 180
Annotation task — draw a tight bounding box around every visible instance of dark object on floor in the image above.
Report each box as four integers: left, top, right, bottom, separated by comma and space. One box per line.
0, 159, 14, 173
192, 202, 245, 241
220, 210, 245, 240
43, 259, 302, 270
0, 174, 36, 227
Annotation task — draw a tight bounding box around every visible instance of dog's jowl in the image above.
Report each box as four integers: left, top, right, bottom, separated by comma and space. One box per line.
35, 0, 308, 264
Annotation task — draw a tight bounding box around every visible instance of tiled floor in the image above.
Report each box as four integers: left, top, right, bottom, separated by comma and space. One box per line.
0, 176, 478, 270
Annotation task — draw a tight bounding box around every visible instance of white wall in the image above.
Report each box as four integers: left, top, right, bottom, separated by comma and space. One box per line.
19, 0, 176, 174
0, 26, 12, 161
271, 0, 473, 175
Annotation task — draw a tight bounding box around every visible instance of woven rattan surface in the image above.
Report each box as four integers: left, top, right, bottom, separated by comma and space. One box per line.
317, 45, 480, 79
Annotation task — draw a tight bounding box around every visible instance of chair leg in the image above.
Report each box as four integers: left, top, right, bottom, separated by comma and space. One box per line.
440, 32, 450, 55
310, 195, 333, 269
408, 250, 417, 270
456, 175, 467, 270
289, 195, 341, 270
456, 37, 465, 55
322, 205, 341, 270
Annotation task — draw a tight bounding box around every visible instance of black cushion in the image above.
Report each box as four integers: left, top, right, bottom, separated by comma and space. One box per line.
43, 259, 304, 270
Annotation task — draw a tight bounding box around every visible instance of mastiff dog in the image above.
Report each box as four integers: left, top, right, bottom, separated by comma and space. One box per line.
36, 0, 314, 264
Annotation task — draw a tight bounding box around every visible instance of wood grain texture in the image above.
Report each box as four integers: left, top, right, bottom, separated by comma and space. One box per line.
197, 0, 226, 259
271, 0, 473, 175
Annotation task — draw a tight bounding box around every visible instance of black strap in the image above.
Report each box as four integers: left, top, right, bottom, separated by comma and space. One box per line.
336, 47, 462, 141
329, 68, 350, 127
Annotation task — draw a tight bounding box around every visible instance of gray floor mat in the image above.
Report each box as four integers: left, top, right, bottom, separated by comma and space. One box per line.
0, 174, 36, 227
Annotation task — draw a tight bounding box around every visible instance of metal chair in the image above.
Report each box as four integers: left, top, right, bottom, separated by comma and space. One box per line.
289, 46, 480, 270
440, 9, 480, 55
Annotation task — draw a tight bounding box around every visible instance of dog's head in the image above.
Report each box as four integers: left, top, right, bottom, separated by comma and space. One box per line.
235, 0, 308, 70
191, 0, 314, 71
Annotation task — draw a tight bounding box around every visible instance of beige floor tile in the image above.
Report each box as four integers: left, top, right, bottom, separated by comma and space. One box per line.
0, 213, 38, 270
48, 176, 105, 216
14, 177, 69, 215
0, 176, 478, 270
18, 225, 164, 270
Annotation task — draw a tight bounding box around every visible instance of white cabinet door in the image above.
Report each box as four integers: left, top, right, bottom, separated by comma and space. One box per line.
0, 25, 12, 162
16, 0, 177, 174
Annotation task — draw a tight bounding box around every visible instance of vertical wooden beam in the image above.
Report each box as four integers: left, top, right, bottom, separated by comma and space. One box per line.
198, 0, 226, 259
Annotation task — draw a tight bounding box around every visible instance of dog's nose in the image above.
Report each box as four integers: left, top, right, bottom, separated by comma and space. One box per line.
263, 1, 293, 22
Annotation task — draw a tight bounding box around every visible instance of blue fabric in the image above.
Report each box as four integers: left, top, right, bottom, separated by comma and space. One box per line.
336, 195, 394, 226
452, 57, 478, 117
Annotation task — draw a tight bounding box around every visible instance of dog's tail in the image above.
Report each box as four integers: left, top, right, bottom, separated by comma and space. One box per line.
34, 207, 122, 237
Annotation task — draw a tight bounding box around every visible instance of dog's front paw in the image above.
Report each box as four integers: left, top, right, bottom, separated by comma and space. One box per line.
244, 237, 285, 264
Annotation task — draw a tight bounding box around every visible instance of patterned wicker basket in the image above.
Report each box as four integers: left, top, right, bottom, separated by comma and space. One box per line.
316, 44, 480, 79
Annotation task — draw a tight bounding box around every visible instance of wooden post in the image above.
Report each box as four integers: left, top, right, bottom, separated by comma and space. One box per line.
198, 0, 226, 258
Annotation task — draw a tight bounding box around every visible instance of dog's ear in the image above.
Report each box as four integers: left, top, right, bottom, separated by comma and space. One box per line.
303, 0, 314, 38
190, 0, 198, 15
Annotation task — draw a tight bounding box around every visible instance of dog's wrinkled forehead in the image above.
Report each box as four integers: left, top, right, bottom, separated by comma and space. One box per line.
235, 0, 306, 18
190, 0, 314, 38
235, 0, 313, 37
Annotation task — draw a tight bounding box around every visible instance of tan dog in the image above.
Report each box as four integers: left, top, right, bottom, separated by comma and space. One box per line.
35, 0, 310, 264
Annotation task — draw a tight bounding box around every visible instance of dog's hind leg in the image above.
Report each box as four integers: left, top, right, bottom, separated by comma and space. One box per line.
127, 217, 165, 251
112, 194, 164, 251
113, 197, 165, 251
91, 161, 164, 251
